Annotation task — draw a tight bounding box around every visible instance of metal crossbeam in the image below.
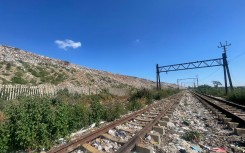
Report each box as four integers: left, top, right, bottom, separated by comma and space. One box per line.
156, 42, 233, 94
158, 58, 223, 73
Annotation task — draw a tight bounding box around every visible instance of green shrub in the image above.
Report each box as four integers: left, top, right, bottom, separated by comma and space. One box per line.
50, 73, 66, 85
153, 93, 161, 100
103, 102, 126, 121
6, 62, 12, 70
11, 76, 28, 84
130, 89, 152, 100
89, 99, 105, 125
15, 71, 24, 77
196, 86, 245, 105
182, 131, 202, 142
0, 121, 9, 152
4, 96, 73, 151
20, 61, 31, 69
28, 68, 39, 77
127, 88, 179, 111
67, 104, 90, 131
37, 67, 49, 77
127, 99, 143, 111
227, 89, 245, 105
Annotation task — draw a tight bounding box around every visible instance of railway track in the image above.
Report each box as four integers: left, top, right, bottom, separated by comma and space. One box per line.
192, 91, 245, 136
48, 93, 182, 153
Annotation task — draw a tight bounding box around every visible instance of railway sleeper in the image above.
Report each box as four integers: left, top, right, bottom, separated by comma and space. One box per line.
193, 92, 245, 137
101, 134, 126, 144
235, 128, 245, 137
135, 117, 152, 122
141, 114, 157, 118
161, 116, 170, 122
134, 143, 153, 153
128, 121, 146, 127
82, 143, 104, 153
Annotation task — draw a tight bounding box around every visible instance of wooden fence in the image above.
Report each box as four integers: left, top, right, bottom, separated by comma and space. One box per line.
0, 85, 90, 100
0, 85, 131, 100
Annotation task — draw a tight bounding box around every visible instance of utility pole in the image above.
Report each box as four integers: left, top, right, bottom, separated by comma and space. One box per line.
218, 41, 233, 94
156, 64, 159, 90
177, 79, 179, 89
196, 75, 199, 87
156, 64, 161, 90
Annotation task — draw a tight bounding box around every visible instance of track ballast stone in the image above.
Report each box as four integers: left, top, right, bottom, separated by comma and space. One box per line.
158, 91, 242, 153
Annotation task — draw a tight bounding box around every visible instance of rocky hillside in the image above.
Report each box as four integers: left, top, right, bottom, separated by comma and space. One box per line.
0, 45, 170, 93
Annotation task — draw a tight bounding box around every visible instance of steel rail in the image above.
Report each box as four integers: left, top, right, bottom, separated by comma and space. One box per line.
192, 91, 245, 127
48, 97, 173, 153
200, 93, 245, 111
116, 99, 177, 153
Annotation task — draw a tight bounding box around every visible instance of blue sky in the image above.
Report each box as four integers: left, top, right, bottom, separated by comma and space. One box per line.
0, 0, 245, 86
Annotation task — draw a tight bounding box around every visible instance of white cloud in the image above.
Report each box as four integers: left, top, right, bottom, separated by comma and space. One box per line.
133, 39, 140, 44
135, 39, 140, 43
55, 39, 81, 50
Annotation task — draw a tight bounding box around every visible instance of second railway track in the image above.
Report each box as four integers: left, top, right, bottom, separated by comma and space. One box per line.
48, 92, 183, 153
192, 91, 245, 136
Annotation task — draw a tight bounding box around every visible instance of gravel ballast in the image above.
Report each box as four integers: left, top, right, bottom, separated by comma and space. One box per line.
158, 91, 244, 153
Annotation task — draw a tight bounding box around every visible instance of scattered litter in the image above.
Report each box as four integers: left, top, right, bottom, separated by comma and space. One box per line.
40, 148, 46, 153
98, 145, 102, 151
57, 138, 67, 144
90, 123, 96, 128
70, 122, 98, 138
108, 129, 116, 136
191, 145, 202, 152
212, 148, 226, 153
99, 121, 105, 124
199, 143, 211, 150
179, 149, 187, 153
91, 137, 121, 152
145, 134, 152, 141
116, 130, 126, 138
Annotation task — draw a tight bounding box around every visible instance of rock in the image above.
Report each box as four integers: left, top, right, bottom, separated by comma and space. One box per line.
97, 145, 102, 150
167, 122, 175, 129
104, 146, 110, 152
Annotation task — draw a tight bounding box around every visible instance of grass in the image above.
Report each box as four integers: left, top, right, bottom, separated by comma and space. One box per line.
196, 85, 245, 105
